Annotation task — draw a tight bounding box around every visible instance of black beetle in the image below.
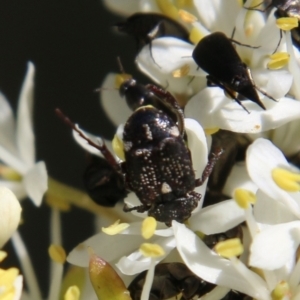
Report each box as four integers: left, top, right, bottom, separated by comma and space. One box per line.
118, 77, 185, 136
192, 32, 277, 113
128, 263, 215, 300
115, 12, 190, 62
245, 0, 300, 51
56, 96, 221, 224
83, 155, 128, 207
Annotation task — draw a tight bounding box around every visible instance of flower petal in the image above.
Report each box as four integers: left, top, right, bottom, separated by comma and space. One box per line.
100, 73, 132, 126
249, 221, 300, 270
16, 62, 35, 167
0, 180, 26, 201
116, 236, 176, 275
23, 161, 48, 206
67, 233, 144, 267
173, 221, 270, 299
254, 189, 298, 224
189, 200, 245, 234
72, 127, 114, 157
185, 87, 300, 133
247, 138, 300, 218
0, 93, 17, 155
0, 187, 22, 248
223, 163, 258, 197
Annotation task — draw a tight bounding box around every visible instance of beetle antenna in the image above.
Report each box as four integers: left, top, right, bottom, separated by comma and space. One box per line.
55, 108, 104, 152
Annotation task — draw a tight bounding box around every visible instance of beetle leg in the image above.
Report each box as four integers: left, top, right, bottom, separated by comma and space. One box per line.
145, 84, 185, 136
206, 75, 250, 113
123, 203, 150, 213
195, 147, 223, 187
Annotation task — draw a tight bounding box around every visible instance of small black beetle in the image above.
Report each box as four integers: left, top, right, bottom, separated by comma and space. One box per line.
115, 12, 190, 62
118, 77, 185, 136
192, 32, 277, 112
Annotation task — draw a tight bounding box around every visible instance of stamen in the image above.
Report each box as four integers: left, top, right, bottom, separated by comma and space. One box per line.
268, 52, 290, 70
172, 64, 190, 78
48, 245, 66, 264
0, 251, 7, 263
64, 286, 80, 300
178, 9, 197, 23
234, 188, 256, 209
204, 128, 220, 135
112, 134, 125, 161
272, 168, 300, 192
141, 259, 156, 300
215, 238, 244, 258
189, 27, 204, 44
271, 281, 290, 300
102, 220, 129, 235
0, 165, 22, 181
276, 17, 298, 31
46, 196, 71, 211
175, 0, 193, 7
155, 0, 179, 19
139, 243, 165, 257
114, 74, 132, 89
141, 217, 157, 239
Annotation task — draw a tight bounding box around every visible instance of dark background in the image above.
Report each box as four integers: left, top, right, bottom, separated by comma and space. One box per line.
0, 0, 141, 296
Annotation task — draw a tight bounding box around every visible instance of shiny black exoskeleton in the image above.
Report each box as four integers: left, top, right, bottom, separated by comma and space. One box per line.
115, 12, 190, 53
83, 155, 128, 207
119, 78, 185, 135
56, 93, 221, 224
192, 32, 276, 113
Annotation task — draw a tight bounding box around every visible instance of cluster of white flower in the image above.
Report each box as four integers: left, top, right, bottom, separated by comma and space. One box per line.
3, 0, 300, 300
68, 0, 300, 299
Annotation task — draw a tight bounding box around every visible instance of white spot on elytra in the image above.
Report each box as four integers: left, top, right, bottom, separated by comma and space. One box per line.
161, 182, 172, 194
169, 126, 179, 137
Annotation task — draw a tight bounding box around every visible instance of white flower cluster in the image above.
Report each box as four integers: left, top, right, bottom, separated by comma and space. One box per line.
66, 0, 300, 299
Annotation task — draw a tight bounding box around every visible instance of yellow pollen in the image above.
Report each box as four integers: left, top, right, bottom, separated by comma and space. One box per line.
267, 52, 290, 70
64, 286, 80, 300
204, 128, 220, 135
0, 267, 19, 285
271, 281, 291, 300
48, 244, 66, 264
178, 9, 197, 23
276, 17, 299, 31
0, 165, 22, 181
155, 0, 179, 20
0, 252, 7, 263
102, 219, 129, 235
141, 217, 157, 239
114, 74, 132, 89
215, 238, 244, 258
112, 134, 125, 161
175, 0, 193, 8
234, 188, 256, 209
46, 195, 71, 211
189, 27, 205, 44
172, 64, 190, 78
139, 243, 165, 257
272, 168, 300, 192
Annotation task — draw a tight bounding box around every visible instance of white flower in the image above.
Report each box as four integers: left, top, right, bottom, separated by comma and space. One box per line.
0, 62, 48, 206
0, 187, 21, 248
